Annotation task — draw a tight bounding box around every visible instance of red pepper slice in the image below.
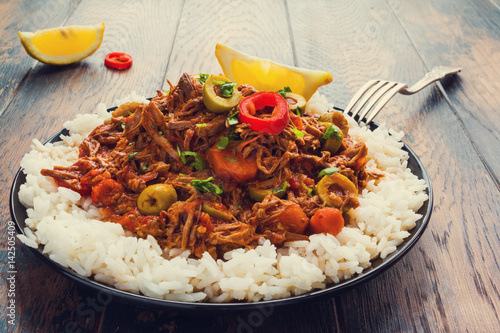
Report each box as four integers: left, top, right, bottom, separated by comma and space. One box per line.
238, 91, 290, 134
104, 52, 133, 70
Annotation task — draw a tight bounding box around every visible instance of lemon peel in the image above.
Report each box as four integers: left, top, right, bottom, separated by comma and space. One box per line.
215, 43, 332, 100
18, 23, 105, 65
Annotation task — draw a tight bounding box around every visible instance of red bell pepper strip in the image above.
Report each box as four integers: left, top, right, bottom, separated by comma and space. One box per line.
238, 91, 289, 134
105, 52, 133, 70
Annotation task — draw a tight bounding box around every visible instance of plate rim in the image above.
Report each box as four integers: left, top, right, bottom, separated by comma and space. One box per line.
9, 110, 433, 312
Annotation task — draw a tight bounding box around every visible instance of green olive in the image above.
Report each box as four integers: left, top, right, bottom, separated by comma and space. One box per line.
248, 185, 287, 202
315, 173, 358, 211
201, 203, 233, 221
202, 75, 242, 113
137, 184, 177, 215
285, 92, 306, 113
318, 111, 349, 136
321, 122, 344, 154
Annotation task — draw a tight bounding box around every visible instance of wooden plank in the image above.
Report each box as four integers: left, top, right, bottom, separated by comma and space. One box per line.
0, 0, 81, 117
162, 0, 297, 88
1, 0, 184, 331
390, 0, 500, 182
287, 0, 500, 332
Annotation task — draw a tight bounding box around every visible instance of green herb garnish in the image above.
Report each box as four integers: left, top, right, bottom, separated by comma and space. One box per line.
273, 181, 288, 193
158, 131, 163, 135
121, 122, 126, 129
151, 124, 156, 130
128, 152, 138, 159
321, 124, 342, 141
318, 167, 339, 177
227, 110, 240, 126
197, 74, 210, 84
224, 156, 238, 162
142, 163, 148, 170
220, 82, 237, 98
184, 151, 206, 171
294, 105, 303, 117
229, 127, 239, 140
128, 142, 134, 146
191, 177, 223, 195
217, 137, 229, 150
277, 86, 292, 99
196, 123, 208, 128
307, 188, 313, 196
177, 145, 187, 164
293, 127, 305, 138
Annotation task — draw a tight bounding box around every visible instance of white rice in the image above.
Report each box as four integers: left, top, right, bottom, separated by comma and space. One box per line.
16, 92, 428, 302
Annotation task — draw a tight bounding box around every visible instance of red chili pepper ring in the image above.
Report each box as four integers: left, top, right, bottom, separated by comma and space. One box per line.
238, 91, 290, 134
105, 52, 133, 70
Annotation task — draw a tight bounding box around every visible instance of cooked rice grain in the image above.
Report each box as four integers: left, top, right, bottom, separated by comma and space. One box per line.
17, 93, 428, 302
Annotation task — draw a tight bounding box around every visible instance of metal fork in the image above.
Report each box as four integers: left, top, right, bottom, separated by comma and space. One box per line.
344, 66, 461, 124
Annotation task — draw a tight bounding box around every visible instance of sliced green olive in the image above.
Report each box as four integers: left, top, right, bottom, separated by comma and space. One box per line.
321, 122, 344, 154
318, 111, 349, 136
137, 184, 177, 215
202, 75, 242, 113
315, 173, 358, 211
248, 185, 287, 202
201, 203, 233, 221
285, 92, 306, 113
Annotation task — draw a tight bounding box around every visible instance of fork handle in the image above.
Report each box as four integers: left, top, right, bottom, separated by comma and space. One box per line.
399, 66, 462, 95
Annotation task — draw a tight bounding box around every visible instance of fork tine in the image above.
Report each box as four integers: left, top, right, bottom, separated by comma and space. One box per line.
344, 80, 378, 115
364, 83, 408, 125
357, 82, 397, 122
350, 81, 389, 119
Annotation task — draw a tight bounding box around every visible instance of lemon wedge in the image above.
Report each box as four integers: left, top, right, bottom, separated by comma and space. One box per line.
215, 43, 332, 100
18, 23, 105, 65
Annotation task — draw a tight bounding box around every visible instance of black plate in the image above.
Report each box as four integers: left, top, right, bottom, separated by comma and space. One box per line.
10, 112, 433, 312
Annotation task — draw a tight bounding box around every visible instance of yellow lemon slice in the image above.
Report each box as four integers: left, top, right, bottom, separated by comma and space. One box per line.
18, 23, 105, 65
215, 43, 332, 100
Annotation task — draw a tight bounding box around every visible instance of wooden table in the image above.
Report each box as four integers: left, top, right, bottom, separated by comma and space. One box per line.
1, 1, 499, 332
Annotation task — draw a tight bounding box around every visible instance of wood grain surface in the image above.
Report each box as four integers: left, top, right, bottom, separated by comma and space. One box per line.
1, 0, 499, 332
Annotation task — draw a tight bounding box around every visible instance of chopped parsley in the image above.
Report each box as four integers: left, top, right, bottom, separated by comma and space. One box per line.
229, 127, 240, 140
224, 156, 238, 162
177, 145, 187, 164
177, 146, 206, 171
121, 122, 126, 129
184, 151, 206, 171
227, 110, 240, 126
128, 142, 134, 146
216, 137, 229, 150
142, 163, 148, 170
151, 124, 156, 130
307, 188, 313, 196
277, 86, 292, 99
191, 177, 223, 195
219, 82, 237, 98
294, 105, 303, 117
158, 131, 163, 135
321, 124, 342, 141
318, 167, 339, 177
197, 74, 210, 84
128, 152, 138, 159
293, 127, 305, 138
273, 181, 288, 193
